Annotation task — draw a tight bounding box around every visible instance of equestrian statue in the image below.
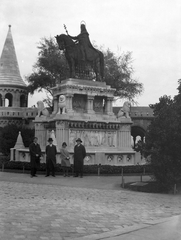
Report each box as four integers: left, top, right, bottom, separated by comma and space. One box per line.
55, 21, 104, 82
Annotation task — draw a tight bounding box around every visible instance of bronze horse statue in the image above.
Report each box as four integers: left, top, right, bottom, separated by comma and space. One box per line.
55, 34, 104, 81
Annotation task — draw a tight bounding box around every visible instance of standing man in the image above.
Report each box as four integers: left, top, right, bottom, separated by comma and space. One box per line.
74, 138, 86, 178
29, 137, 42, 178
45, 138, 57, 177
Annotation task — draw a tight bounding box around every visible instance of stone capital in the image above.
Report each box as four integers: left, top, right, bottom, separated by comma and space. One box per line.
87, 95, 94, 100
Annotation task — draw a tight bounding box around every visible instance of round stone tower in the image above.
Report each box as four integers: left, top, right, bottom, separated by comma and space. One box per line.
0, 25, 36, 128
0, 25, 28, 107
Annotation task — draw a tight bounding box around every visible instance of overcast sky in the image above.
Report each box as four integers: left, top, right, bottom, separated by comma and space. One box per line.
0, 0, 181, 107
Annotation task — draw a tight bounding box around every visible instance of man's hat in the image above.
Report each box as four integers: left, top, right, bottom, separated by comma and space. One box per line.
48, 138, 53, 142
76, 138, 82, 143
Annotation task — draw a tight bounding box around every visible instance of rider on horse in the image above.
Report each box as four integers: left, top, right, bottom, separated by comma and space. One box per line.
68, 22, 96, 61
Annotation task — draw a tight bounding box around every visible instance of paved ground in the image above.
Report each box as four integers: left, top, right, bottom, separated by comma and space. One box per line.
0, 172, 181, 240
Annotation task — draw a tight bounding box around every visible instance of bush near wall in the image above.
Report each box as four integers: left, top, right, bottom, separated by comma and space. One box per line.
0, 160, 151, 175
0, 155, 10, 163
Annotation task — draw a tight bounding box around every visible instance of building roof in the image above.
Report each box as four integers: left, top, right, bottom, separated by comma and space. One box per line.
0, 25, 26, 87
113, 106, 154, 117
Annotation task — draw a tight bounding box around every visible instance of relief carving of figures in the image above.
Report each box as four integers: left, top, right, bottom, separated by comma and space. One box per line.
84, 132, 91, 146
69, 130, 116, 148
72, 100, 82, 109
100, 132, 107, 146
90, 132, 95, 146
72, 96, 86, 112
107, 132, 116, 147
93, 98, 103, 112
93, 131, 100, 146
69, 130, 77, 147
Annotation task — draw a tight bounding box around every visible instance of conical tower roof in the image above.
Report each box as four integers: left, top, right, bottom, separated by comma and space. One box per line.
0, 25, 26, 87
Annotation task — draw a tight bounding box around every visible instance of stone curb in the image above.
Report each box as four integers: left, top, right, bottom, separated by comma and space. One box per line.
68, 216, 179, 240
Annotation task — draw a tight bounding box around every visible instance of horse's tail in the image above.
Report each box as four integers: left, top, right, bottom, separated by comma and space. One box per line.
99, 51, 104, 80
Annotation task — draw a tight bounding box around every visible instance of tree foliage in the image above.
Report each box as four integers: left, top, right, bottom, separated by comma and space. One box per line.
0, 124, 35, 156
26, 37, 68, 96
144, 81, 181, 191
26, 37, 143, 103
103, 49, 143, 101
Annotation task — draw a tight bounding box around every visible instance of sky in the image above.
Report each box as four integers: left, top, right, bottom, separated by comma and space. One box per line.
0, 0, 181, 107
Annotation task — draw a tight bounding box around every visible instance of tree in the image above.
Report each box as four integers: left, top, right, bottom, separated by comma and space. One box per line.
144, 82, 181, 191
26, 37, 143, 104
134, 139, 145, 157
26, 37, 68, 105
103, 49, 143, 102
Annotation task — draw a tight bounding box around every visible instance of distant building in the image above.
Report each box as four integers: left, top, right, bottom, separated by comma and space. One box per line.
113, 106, 154, 147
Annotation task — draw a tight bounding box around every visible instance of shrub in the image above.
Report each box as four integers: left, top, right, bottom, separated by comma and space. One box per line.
0, 161, 151, 175
144, 86, 181, 191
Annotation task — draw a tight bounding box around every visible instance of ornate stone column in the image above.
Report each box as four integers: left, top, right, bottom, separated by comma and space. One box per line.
87, 95, 95, 114
66, 94, 74, 113
118, 125, 132, 150
13, 91, 19, 107
25, 94, 28, 107
52, 96, 58, 115
35, 122, 47, 149
56, 120, 69, 148
105, 97, 114, 115
2, 97, 5, 107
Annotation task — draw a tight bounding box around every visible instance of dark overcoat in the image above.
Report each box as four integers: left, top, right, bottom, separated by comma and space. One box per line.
74, 144, 86, 172
46, 145, 57, 166
29, 142, 42, 168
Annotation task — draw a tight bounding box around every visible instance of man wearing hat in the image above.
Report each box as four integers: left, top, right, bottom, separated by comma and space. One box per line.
29, 137, 42, 178
45, 138, 57, 177
73, 138, 86, 178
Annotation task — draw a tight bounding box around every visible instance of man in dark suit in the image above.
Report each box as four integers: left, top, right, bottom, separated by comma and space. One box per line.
29, 137, 42, 178
74, 138, 86, 178
45, 138, 57, 177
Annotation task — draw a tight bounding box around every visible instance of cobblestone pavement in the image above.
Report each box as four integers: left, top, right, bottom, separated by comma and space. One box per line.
0, 173, 181, 240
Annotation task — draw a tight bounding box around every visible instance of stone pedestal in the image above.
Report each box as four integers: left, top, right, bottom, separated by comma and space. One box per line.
34, 78, 135, 165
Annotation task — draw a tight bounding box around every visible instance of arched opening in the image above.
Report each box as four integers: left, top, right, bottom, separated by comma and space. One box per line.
5, 93, 13, 107
131, 126, 146, 148
20, 94, 27, 107
0, 94, 2, 106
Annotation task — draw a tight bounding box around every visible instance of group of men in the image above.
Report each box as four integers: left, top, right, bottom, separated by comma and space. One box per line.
29, 137, 86, 178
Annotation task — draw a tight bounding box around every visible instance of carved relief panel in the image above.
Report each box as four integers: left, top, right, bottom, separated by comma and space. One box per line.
93, 96, 105, 113
69, 129, 117, 148
72, 94, 86, 112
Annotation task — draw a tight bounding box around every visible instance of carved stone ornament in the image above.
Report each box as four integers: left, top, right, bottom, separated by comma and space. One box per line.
117, 101, 131, 119
69, 130, 117, 148
126, 154, 132, 162
36, 101, 50, 117
117, 155, 123, 162
84, 155, 91, 162
107, 155, 114, 162
58, 95, 66, 114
